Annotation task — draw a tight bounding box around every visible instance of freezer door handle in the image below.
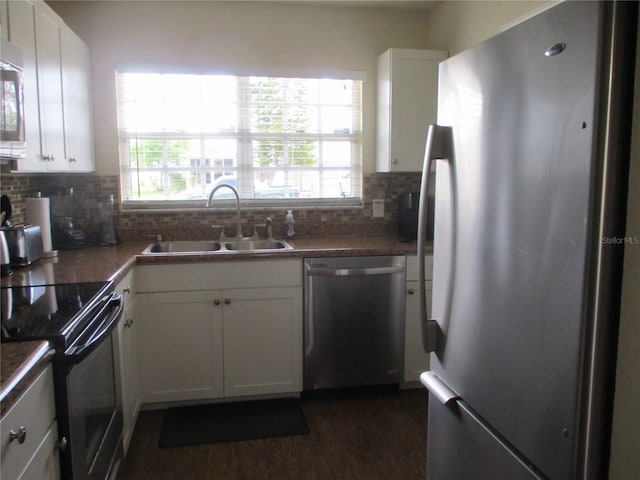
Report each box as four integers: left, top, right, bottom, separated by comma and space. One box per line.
418, 124, 454, 353
420, 371, 460, 405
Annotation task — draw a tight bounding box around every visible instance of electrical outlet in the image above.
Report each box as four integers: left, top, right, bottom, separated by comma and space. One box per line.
372, 199, 385, 218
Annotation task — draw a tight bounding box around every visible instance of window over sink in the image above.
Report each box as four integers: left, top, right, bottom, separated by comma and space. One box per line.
116, 71, 363, 210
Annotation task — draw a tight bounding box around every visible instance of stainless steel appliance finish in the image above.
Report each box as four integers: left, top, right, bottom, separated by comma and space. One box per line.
0, 38, 26, 162
2, 224, 43, 266
1, 282, 124, 480
417, 2, 636, 479
303, 256, 405, 390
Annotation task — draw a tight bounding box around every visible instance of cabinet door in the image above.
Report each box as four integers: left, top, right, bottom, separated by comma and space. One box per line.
223, 287, 303, 397
33, 3, 65, 169
117, 296, 139, 454
1, 1, 7, 41
404, 280, 432, 382
137, 291, 224, 403
0, 365, 56, 480
377, 49, 447, 172
60, 27, 94, 171
18, 424, 60, 480
6, 0, 44, 171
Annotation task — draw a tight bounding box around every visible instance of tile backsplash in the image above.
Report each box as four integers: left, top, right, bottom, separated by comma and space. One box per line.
0, 172, 421, 243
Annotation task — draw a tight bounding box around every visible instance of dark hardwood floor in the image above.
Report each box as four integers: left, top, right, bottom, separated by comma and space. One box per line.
118, 387, 428, 480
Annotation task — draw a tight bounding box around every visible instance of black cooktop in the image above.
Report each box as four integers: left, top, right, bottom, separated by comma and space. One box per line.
1, 282, 112, 348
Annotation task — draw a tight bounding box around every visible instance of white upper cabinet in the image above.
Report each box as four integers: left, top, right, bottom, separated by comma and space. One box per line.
60, 27, 94, 171
33, 3, 66, 168
6, 0, 42, 169
7, 0, 94, 172
376, 48, 447, 172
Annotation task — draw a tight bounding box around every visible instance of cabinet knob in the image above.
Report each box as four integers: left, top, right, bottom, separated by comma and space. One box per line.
8, 426, 27, 444
224, 298, 231, 305
124, 319, 134, 328
43, 154, 55, 162
407, 288, 415, 295
123, 287, 131, 295
69, 157, 77, 163
392, 158, 399, 165
57, 436, 68, 452
213, 299, 221, 306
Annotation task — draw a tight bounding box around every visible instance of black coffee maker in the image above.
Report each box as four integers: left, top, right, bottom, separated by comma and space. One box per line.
50, 187, 86, 249
398, 192, 434, 242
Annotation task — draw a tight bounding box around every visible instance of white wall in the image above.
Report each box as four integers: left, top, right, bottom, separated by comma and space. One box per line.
48, 0, 436, 176
422, 0, 551, 55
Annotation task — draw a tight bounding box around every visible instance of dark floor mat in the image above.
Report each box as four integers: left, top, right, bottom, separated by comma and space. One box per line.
159, 397, 309, 448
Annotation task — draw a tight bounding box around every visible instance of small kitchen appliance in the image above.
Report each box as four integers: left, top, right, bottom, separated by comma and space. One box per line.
50, 187, 87, 250
399, 192, 434, 242
97, 195, 118, 245
0, 38, 26, 162
0, 230, 11, 277
2, 224, 43, 266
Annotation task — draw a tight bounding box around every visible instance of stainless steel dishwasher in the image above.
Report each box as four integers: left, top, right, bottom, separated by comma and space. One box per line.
303, 256, 406, 391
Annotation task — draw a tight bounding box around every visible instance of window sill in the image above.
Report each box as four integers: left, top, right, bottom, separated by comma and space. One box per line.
120, 198, 363, 212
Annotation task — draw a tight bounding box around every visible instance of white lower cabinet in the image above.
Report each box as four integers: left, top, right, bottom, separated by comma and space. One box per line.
404, 254, 433, 383
114, 270, 140, 454
137, 290, 224, 403
16, 425, 59, 480
0, 365, 60, 480
222, 287, 302, 397
136, 259, 303, 404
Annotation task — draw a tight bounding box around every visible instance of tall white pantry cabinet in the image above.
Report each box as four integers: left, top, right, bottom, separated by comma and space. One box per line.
377, 48, 447, 173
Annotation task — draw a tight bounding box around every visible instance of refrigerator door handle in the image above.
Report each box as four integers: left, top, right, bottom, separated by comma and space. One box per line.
418, 124, 454, 353
420, 371, 460, 405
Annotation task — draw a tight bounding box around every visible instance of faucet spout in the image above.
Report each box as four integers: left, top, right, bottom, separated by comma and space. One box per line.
206, 184, 242, 239
264, 216, 273, 239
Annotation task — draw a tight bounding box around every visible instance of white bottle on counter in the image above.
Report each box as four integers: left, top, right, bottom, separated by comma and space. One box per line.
285, 210, 296, 239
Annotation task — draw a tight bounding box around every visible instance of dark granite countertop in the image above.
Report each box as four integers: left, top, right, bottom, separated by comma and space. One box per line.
1, 236, 428, 286
1, 341, 53, 417
0, 236, 430, 413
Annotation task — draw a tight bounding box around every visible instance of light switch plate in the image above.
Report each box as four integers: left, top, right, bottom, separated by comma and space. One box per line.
372, 199, 385, 218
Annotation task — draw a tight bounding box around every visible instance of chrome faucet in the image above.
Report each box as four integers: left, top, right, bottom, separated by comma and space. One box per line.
206, 184, 242, 239
264, 216, 273, 239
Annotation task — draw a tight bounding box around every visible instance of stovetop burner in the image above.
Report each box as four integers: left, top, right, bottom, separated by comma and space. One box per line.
1, 282, 112, 348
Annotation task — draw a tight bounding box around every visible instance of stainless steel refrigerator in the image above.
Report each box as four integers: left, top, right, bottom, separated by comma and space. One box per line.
416, 2, 637, 479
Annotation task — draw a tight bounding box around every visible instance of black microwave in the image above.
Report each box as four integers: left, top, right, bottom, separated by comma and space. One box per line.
1, 38, 26, 160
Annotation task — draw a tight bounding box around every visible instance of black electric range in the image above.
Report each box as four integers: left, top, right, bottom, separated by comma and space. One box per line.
1, 280, 124, 480
1, 281, 113, 349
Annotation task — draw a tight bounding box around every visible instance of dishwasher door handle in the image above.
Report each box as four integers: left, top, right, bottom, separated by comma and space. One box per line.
306, 265, 405, 277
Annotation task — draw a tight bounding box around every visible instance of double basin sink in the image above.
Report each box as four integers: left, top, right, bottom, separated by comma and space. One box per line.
142, 239, 293, 255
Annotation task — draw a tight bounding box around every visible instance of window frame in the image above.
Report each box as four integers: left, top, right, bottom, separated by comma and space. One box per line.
116, 69, 365, 211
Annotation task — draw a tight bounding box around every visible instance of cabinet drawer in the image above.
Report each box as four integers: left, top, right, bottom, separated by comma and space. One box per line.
406, 255, 433, 281
136, 259, 302, 292
115, 268, 136, 297
1, 365, 56, 480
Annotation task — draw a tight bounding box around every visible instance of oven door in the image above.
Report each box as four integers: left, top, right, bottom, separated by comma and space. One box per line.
62, 293, 123, 480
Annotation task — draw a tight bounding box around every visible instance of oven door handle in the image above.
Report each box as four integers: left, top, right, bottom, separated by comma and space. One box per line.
65, 293, 123, 365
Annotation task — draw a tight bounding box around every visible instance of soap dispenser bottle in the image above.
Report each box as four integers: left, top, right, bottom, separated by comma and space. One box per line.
284, 210, 296, 239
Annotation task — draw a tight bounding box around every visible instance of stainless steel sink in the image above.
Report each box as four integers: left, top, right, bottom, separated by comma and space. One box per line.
224, 240, 293, 251
143, 240, 222, 254
141, 239, 292, 255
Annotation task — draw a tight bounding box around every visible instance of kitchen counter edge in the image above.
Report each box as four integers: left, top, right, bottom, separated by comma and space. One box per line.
0, 237, 430, 404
